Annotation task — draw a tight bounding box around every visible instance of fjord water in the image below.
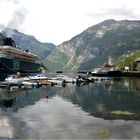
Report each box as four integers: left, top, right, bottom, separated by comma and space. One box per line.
0, 77, 140, 139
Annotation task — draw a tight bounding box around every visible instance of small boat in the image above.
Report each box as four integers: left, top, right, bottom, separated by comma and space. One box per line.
5, 75, 30, 83
4, 75, 41, 89
47, 76, 67, 86
28, 74, 48, 80
91, 67, 108, 76
28, 74, 51, 85
47, 79, 65, 85
55, 75, 77, 83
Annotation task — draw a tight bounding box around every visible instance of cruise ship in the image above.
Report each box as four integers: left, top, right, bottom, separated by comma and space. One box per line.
0, 37, 41, 80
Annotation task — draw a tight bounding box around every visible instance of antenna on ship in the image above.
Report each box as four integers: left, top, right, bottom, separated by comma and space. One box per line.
3, 37, 16, 47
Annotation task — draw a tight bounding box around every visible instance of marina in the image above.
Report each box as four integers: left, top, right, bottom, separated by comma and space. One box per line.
91, 70, 140, 77
0, 72, 112, 90
0, 77, 140, 139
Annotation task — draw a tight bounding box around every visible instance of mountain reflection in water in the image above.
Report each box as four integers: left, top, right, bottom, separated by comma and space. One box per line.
56, 77, 140, 120
0, 87, 56, 112
0, 78, 140, 120
0, 78, 140, 139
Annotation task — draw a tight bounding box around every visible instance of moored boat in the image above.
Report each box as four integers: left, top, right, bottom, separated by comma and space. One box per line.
5, 75, 30, 84
54, 75, 77, 83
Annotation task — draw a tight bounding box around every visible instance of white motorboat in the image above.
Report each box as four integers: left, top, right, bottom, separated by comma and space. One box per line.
55, 75, 77, 83
28, 74, 48, 80
5, 75, 30, 83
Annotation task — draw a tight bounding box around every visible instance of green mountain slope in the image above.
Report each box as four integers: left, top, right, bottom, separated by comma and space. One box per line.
116, 50, 140, 70
45, 19, 140, 71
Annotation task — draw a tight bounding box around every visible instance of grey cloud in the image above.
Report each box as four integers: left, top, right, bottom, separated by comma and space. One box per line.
7, 0, 20, 4
7, 7, 28, 29
0, 24, 6, 31
87, 5, 139, 19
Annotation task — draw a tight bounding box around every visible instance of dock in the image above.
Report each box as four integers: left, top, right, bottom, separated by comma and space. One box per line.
91, 70, 140, 77
122, 71, 140, 77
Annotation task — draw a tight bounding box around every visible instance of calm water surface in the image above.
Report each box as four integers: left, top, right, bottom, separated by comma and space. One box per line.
0, 77, 140, 139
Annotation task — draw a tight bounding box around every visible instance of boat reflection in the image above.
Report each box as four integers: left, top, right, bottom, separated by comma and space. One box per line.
0, 87, 56, 111
1, 98, 16, 108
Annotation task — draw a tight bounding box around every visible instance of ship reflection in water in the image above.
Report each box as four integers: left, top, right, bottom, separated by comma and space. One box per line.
0, 78, 140, 139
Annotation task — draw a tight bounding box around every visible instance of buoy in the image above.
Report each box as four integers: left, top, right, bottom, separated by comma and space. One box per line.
45, 94, 49, 98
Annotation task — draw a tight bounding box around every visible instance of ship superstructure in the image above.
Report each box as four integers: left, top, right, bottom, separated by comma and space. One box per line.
0, 38, 41, 80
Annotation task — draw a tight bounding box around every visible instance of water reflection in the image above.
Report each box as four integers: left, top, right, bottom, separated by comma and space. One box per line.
56, 78, 140, 120
0, 78, 140, 120
0, 78, 140, 139
0, 87, 56, 112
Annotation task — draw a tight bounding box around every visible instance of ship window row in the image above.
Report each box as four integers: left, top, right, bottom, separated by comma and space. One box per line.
0, 48, 37, 58
0, 51, 38, 62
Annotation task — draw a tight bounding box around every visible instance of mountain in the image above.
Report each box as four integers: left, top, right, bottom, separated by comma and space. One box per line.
45, 19, 140, 71
1, 28, 56, 60
0, 24, 5, 31
0, 33, 6, 45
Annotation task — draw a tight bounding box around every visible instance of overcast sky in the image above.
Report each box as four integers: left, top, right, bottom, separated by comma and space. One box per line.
0, 0, 140, 45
